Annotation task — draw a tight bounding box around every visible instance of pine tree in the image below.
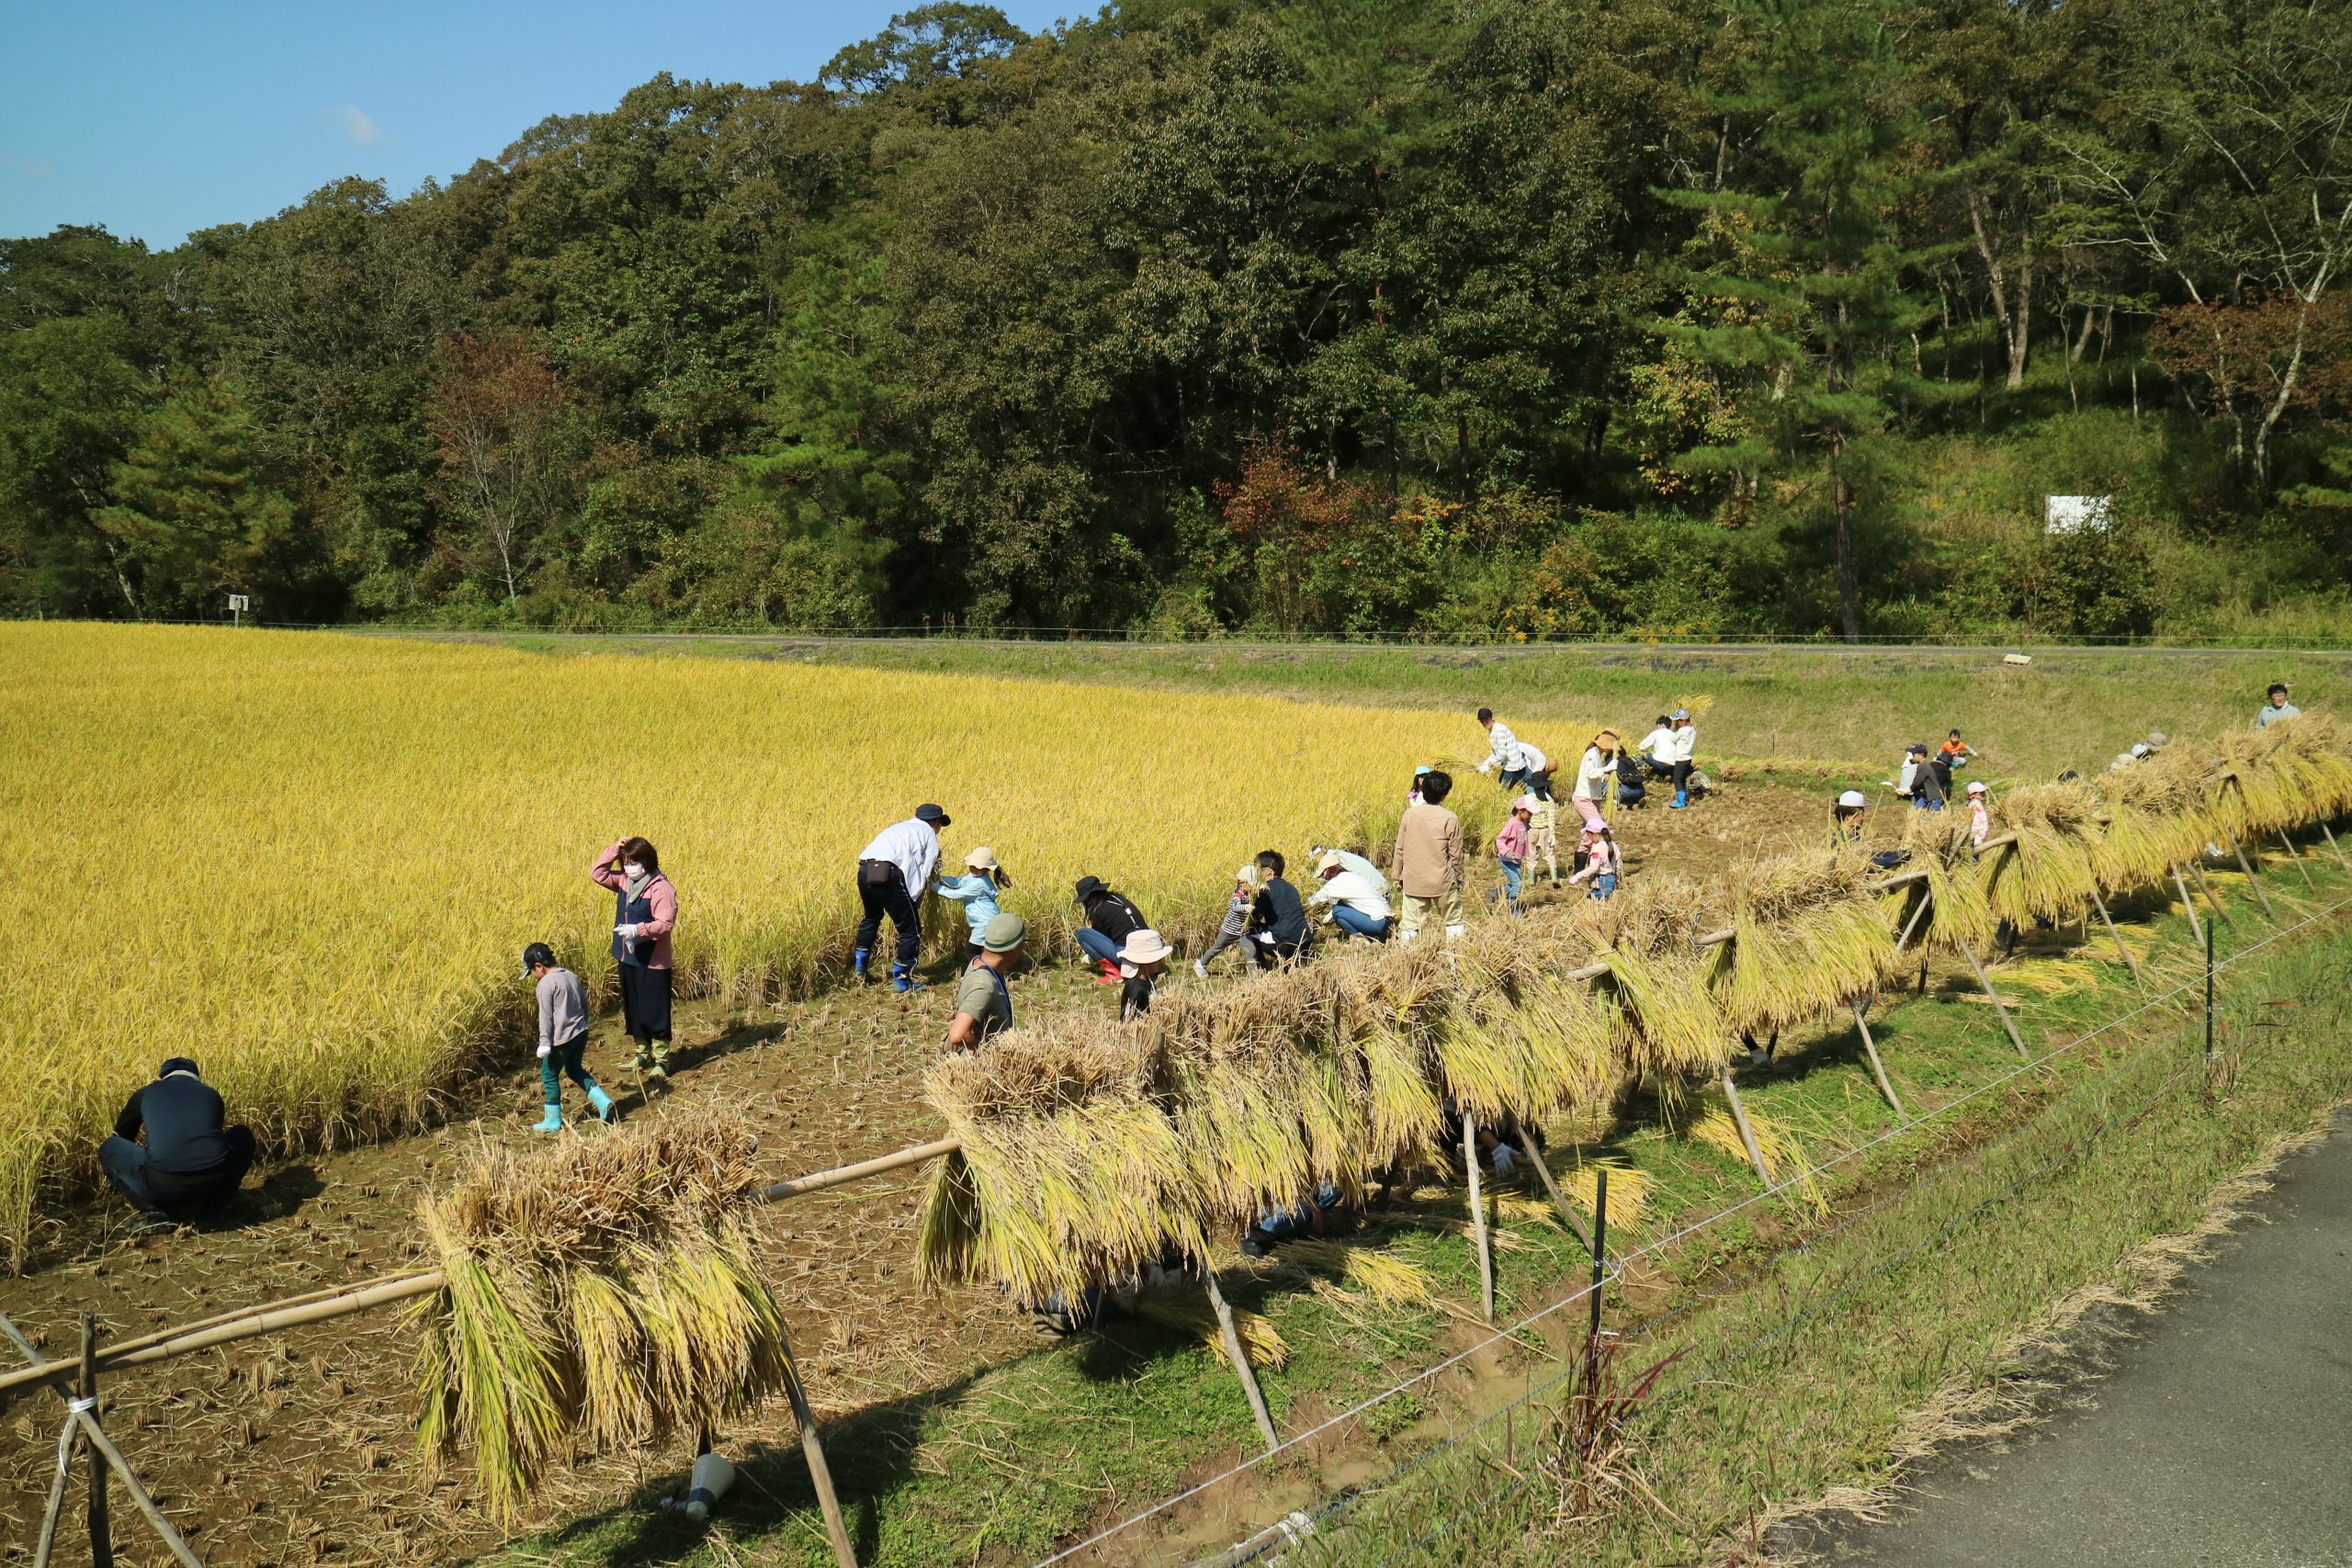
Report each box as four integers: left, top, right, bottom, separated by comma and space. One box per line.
96, 381, 302, 618
1657, 0, 1941, 641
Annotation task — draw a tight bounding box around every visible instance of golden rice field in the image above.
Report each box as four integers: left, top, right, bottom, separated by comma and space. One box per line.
3, 623, 1537, 1266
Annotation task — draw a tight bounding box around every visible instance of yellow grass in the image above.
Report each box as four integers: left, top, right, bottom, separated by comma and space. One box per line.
5, 622, 1518, 1266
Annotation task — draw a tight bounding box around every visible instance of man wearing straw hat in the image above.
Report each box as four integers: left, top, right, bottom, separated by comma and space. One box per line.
946, 913, 1025, 1052
1116, 929, 1174, 1020
1392, 769, 1465, 942
1308, 851, 1393, 941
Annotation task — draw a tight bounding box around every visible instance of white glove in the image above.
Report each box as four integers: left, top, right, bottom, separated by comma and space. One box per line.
536, 1043, 552, 1059
1253, 931, 1276, 945
1491, 1144, 1518, 1175
615, 923, 638, 939
1477, 761, 1494, 773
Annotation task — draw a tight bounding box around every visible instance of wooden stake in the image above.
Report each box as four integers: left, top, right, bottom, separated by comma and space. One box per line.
1464, 1111, 1495, 1323
1892, 886, 1933, 959
1718, 1066, 1770, 1185
2221, 827, 2277, 919
1851, 1001, 1904, 1117
2086, 886, 2143, 984
2318, 818, 2347, 870
32, 1412, 71, 1568
1960, 944, 2031, 1059
1518, 1131, 1595, 1254
1204, 1271, 1280, 1453
2172, 866, 2204, 947
0, 1314, 198, 1568
2278, 830, 2315, 889
775, 1323, 860, 1568
81, 1314, 111, 1568
2189, 859, 2234, 929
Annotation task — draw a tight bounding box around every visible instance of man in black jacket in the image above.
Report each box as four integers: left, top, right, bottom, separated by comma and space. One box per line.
1071, 874, 1150, 985
99, 1058, 255, 1233
1246, 849, 1313, 969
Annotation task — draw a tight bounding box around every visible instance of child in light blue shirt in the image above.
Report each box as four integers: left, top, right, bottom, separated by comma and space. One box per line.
936, 846, 1012, 964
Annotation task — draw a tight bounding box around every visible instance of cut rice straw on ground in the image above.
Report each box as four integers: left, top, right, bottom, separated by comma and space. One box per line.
1127, 1286, 1292, 1371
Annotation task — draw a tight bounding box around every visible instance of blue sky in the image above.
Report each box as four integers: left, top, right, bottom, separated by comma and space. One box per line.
0, 1, 1072, 250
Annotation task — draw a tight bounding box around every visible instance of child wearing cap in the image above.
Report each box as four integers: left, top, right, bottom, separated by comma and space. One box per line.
524, 942, 615, 1130
1492, 797, 1534, 914
936, 847, 1012, 965
1965, 779, 1992, 851
1831, 789, 1869, 848
1116, 929, 1174, 1021
1195, 866, 1259, 977
946, 913, 1026, 1052
1567, 823, 1621, 900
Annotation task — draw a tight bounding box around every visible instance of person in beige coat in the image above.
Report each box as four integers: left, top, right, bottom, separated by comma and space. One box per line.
1389, 770, 1465, 942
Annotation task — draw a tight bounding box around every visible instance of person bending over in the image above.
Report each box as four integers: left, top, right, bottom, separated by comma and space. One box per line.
1247, 850, 1313, 967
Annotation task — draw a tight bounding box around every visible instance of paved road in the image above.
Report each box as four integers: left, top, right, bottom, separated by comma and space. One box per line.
1814, 1110, 2352, 1568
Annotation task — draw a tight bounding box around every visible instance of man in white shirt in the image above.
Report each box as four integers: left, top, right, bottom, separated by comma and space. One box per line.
855, 802, 950, 991
1661, 709, 1697, 808
1636, 715, 1676, 779
1309, 852, 1393, 941
1476, 706, 1532, 790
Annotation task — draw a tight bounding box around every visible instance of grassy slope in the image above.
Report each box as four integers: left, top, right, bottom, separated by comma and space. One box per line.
470, 853, 2352, 1568
478, 635, 2350, 779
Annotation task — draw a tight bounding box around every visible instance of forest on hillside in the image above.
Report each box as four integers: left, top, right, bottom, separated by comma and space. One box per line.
3, 0, 2349, 641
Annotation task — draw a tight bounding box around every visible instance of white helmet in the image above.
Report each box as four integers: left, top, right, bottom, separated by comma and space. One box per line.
1837, 789, 1868, 809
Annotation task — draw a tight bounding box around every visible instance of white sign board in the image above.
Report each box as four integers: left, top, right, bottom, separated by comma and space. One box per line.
2043, 495, 2113, 535
227, 594, 250, 612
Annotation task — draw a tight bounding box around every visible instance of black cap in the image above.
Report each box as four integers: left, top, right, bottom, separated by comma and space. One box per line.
521, 942, 556, 977
157, 1056, 199, 1080
914, 803, 950, 828
1073, 874, 1105, 903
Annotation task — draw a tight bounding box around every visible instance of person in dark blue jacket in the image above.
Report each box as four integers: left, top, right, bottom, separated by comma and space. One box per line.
99, 1058, 254, 1233
1246, 850, 1314, 969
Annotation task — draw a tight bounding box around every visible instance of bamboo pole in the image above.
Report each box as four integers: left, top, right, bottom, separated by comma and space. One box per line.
1960, 944, 2031, 1059
33, 1406, 71, 1568
775, 1323, 859, 1568
2278, 829, 2316, 889
1204, 1271, 1279, 1452
1718, 1066, 1770, 1184
1850, 1001, 1904, 1117
83, 1314, 111, 1568
2189, 859, 2234, 929
1464, 1111, 1495, 1323
2318, 818, 2347, 870
2086, 886, 2143, 984
2221, 826, 2277, 919
1892, 886, 1934, 959
2172, 866, 2205, 947
756, 1137, 959, 1202
0, 1315, 200, 1568
1518, 1132, 1595, 1254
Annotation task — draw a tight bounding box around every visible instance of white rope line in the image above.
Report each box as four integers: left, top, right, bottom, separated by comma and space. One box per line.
1034, 885, 2352, 1565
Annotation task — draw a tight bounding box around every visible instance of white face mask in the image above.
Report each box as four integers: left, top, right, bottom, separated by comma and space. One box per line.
623, 862, 645, 878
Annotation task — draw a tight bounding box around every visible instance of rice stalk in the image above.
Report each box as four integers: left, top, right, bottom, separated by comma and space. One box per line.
1127, 1288, 1293, 1370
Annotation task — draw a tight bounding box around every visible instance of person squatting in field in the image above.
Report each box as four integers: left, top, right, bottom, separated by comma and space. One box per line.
99, 1058, 254, 1234
946, 913, 1026, 1052
593, 835, 678, 1079
936, 846, 1012, 965
1391, 768, 1466, 942
1072, 874, 1151, 986
1567, 822, 1620, 901
1247, 850, 1314, 967
1308, 851, 1394, 941
854, 802, 949, 992
1116, 929, 1174, 1020
524, 942, 615, 1130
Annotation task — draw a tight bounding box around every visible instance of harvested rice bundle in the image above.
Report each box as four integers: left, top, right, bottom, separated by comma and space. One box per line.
1707, 848, 1894, 1039
1128, 1286, 1291, 1370
1601, 941, 1728, 1078
2093, 759, 2214, 894
1982, 783, 2102, 926
412, 1104, 789, 1518
1894, 812, 1997, 956
2218, 716, 2352, 835
1684, 1094, 1826, 1212
921, 1022, 1207, 1305
1264, 1237, 1440, 1311
1166, 992, 1368, 1229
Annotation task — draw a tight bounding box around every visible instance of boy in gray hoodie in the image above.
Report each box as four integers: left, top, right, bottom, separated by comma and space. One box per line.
524, 942, 616, 1131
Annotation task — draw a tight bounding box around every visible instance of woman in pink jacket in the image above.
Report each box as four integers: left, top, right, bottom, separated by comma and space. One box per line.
592, 836, 678, 1082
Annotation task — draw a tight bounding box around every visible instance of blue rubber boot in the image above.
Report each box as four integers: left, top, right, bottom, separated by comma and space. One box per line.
585, 1084, 616, 1123
891, 964, 927, 993
1671, 789, 1689, 809
532, 1103, 563, 1134
854, 947, 872, 983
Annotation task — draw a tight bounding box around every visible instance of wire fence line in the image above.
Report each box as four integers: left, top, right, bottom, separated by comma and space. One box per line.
1037, 889, 2352, 1568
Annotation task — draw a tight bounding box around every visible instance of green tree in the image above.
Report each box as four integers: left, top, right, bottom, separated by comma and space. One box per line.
1657, 0, 1939, 640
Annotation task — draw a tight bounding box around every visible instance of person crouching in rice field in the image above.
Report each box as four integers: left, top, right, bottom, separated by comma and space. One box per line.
1490, 796, 1533, 914
1831, 789, 1869, 849
1566, 823, 1621, 901
1637, 715, 1675, 782
99, 1058, 255, 1235
1247, 850, 1315, 967
593, 835, 677, 1083
1309, 851, 1394, 942
945, 913, 1025, 1053
936, 846, 1011, 966
1194, 865, 1258, 978
1614, 746, 1649, 810
1310, 840, 1391, 899
1570, 730, 1619, 833
1117, 929, 1173, 1021
524, 942, 614, 1131
1523, 777, 1562, 885
1392, 769, 1466, 943
1072, 874, 1150, 986
855, 802, 949, 992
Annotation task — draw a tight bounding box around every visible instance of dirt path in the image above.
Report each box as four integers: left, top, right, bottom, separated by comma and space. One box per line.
1800, 1108, 2352, 1568
0, 775, 1833, 1567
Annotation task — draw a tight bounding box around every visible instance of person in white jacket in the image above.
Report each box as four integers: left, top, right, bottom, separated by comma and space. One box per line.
1636, 716, 1676, 779
1570, 730, 1621, 831
1661, 709, 1698, 808
1475, 706, 1534, 791
1309, 852, 1394, 941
